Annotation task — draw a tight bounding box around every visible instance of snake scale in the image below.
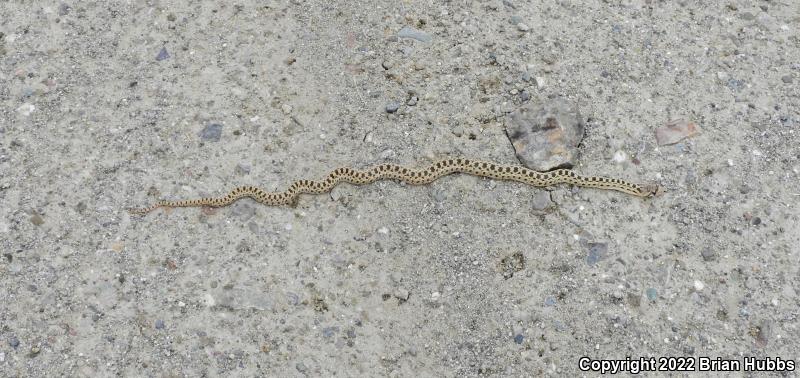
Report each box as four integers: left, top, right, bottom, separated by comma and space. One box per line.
128, 158, 658, 215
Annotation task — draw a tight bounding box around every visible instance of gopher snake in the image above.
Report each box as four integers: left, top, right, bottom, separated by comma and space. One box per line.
128, 158, 658, 215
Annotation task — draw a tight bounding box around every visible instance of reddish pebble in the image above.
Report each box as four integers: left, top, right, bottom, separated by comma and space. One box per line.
655, 119, 699, 146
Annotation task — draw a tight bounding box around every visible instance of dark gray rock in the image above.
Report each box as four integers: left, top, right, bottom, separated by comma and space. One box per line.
506, 99, 585, 171
199, 123, 223, 142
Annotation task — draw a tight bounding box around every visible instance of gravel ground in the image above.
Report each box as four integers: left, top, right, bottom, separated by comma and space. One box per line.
1, 1, 798, 376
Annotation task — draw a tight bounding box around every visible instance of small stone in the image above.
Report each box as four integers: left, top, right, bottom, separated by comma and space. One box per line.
510, 15, 523, 25
585, 243, 607, 266
155, 319, 165, 329
381, 60, 393, 70
531, 191, 553, 211
9, 336, 19, 348
58, 3, 71, 16
156, 47, 170, 61
281, 104, 292, 114
514, 334, 524, 344
17, 103, 35, 116
0, 351, 4, 362
519, 90, 530, 102
693, 280, 705, 291
516, 23, 530, 32
235, 163, 251, 175
406, 96, 418, 106
30, 214, 44, 226
655, 119, 699, 146
322, 327, 338, 338
534, 76, 546, 88
700, 247, 717, 262
612, 150, 628, 163
781, 75, 793, 84
377, 227, 389, 234
431, 292, 441, 301
385, 102, 400, 113
286, 292, 300, 305
544, 296, 556, 306
199, 123, 223, 142
646, 288, 658, 301
506, 99, 585, 171
397, 26, 432, 42
393, 288, 410, 301
296, 362, 308, 373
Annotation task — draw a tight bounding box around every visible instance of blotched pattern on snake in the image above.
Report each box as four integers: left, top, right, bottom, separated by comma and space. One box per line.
128, 158, 658, 215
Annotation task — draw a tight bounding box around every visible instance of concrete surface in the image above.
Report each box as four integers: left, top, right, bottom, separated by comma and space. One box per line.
1, 1, 798, 376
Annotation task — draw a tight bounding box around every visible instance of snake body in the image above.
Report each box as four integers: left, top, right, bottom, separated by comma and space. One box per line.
128, 158, 658, 215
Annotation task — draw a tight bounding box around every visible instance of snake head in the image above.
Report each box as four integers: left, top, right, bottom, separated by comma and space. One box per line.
639, 183, 661, 197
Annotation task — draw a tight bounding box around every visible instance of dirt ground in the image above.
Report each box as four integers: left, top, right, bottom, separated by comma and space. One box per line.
1, 1, 798, 376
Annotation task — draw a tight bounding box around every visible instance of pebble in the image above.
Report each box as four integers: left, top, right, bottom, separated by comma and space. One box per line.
17, 103, 35, 116
506, 99, 585, 171
235, 163, 251, 175
9, 336, 19, 348
155, 319, 165, 329
531, 191, 553, 211
518, 89, 530, 102
514, 334, 524, 344
286, 292, 300, 305
646, 288, 658, 301
58, 3, 71, 16
322, 327, 338, 338
585, 243, 607, 266
281, 104, 292, 114
377, 227, 389, 235
0, 351, 4, 362
781, 75, 793, 84
385, 102, 400, 113
700, 247, 716, 262
612, 150, 628, 163
30, 214, 44, 226
199, 123, 223, 142
544, 296, 556, 306
655, 119, 699, 146
431, 292, 441, 301
406, 96, 418, 106
397, 26, 432, 43
510, 15, 523, 25
296, 362, 308, 373
693, 280, 705, 291
155, 47, 170, 61
516, 23, 530, 32
393, 288, 410, 301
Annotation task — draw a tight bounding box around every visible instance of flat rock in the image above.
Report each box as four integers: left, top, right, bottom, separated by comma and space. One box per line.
506, 99, 584, 171
397, 26, 432, 43
655, 119, 699, 146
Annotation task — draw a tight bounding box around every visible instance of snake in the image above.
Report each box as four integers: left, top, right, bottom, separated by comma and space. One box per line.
127, 158, 659, 215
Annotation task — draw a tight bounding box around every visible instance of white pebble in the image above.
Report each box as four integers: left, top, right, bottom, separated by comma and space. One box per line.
285, 223, 293, 231
378, 227, 389, 234
431, 292, 441, 301
17, 103, 35, 116
613, 150, 628, 163
281, 104, 292, 114
693, 280, 705, 291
